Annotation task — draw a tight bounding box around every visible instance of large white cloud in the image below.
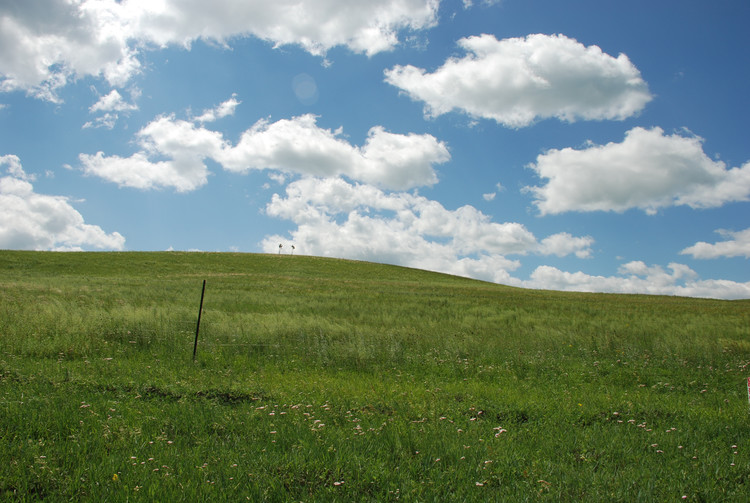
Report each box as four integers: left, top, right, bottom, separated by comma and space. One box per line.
524, 262, 750, 300
526, 127, 750, 215
0, 155, 125, 251
681, 228, 750, 259
0, 0, 439, 100
218, 115, 450, 190
384, 33, 652, 127
81, 111, 450, 191
261, 177, 593, 283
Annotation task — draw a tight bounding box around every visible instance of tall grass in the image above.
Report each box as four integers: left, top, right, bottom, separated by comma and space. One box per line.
1, 251, 749, 501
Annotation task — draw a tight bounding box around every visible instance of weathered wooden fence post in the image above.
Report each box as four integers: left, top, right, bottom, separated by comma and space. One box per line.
193, 279, 206, 361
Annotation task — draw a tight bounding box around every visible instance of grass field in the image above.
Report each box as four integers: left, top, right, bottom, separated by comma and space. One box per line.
1, 250, 749, 501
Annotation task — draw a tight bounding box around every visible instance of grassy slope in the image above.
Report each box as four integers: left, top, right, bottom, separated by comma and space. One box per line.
1, 250, 749, 501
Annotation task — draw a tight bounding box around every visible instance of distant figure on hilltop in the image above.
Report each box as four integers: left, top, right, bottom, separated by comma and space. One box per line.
278, 243, 295, 255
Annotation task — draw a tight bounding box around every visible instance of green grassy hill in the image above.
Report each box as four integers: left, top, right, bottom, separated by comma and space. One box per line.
1, 251, 749, 501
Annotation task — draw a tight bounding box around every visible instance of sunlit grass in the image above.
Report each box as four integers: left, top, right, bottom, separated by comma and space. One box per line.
1, 250, 749, 500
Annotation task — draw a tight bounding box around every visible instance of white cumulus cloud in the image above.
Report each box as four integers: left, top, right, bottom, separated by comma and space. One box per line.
524, 262, 750, 300
681, 228, 750, 259
0, 155, 125, 251
139, 0, 440, 57
0, 0, 439, 100
262, 177, 593, 283
82, 111, 450, 192
526, 127, 750, 215
89, 89, 138, 113
538, 232, 594, 258
384, 33, 652, 127
262, 178, 745, 299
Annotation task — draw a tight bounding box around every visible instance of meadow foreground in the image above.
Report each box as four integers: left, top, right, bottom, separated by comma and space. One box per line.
1, 251, 749, 501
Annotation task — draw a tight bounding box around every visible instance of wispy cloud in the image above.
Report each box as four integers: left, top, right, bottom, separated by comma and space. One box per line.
194, 94, 241, 123
681, 227, 750, 259
83, 89, 139, 129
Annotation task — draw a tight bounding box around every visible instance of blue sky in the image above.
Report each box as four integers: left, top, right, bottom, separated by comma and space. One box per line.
1, 0, 749, 299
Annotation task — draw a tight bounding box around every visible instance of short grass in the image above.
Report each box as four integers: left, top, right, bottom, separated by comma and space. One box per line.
1, 250, 749, 501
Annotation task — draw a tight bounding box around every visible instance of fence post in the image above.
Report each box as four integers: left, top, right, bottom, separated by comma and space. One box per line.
193, 280, 206, 361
